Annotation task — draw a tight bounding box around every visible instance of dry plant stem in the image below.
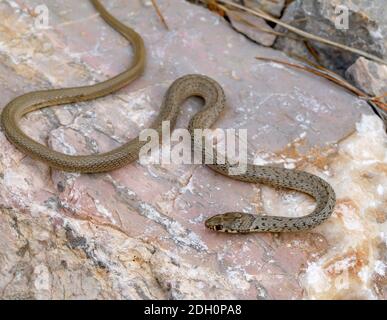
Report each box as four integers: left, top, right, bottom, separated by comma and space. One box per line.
216, 0, 387, 66
288, 53, 326, 71
289, 54, 387, 110
304, 41, 322, 64
371, 93, 387, 101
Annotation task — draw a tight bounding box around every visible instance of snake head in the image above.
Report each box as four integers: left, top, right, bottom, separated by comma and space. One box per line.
205, 212, 254, 233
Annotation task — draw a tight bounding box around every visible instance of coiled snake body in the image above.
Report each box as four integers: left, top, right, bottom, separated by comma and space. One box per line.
0, 0, 336, 233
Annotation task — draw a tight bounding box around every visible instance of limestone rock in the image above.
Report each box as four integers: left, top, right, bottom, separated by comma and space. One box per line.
346, 57, 387, 122
227, 9, 277, 46
274, 0, 387, 74
244, 0, 286, 18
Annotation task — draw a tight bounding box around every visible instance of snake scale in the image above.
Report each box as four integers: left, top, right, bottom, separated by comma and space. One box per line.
0, 0, 336, 233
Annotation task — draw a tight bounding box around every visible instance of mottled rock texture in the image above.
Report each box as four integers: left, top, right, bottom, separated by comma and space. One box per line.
275, 0, 387, 74
347, 58, 387, 98
243, 0, 286, 18
227, 9, 277, 46
0, 0, 385, 299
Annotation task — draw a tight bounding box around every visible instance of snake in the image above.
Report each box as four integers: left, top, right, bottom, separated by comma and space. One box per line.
0, 0, 336, 233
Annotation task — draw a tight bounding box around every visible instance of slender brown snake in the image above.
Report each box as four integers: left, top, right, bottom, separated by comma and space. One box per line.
0, 0, 336, 232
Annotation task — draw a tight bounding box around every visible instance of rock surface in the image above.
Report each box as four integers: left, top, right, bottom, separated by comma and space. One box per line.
227, 9, 277, 47
346, 57, 387, 122
347, 58, 387, 97
243, 0, 286, 18
0, 0, 385, 299
274, 0, 387, 74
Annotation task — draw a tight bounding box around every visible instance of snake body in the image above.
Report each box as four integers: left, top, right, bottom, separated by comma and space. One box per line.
0, 0, 336, 232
